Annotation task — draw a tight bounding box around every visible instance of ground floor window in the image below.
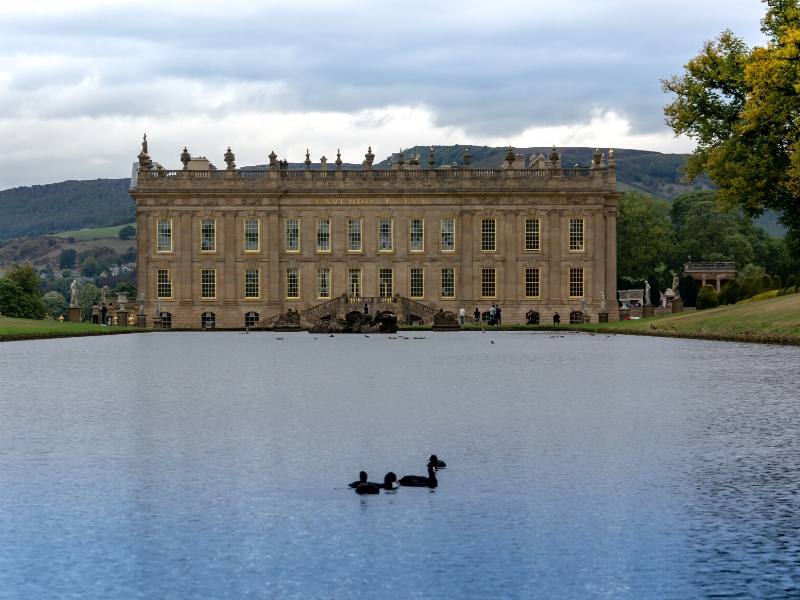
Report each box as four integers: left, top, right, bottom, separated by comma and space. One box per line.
244, 269, 260, 299
286, 268, 299, 299
441, 268, 455, 298
201, 311, 215, 329
348, 269, 362, 297
379, 268, 393, 298
525, 268, 540, 298
410, 268, 424, 298
569, 311, 584, 324
317, 268, 331, 299
245, 311, 259, 328
160, 312, 172, 329
481, 268, 496, 298
525, 310, 540, 325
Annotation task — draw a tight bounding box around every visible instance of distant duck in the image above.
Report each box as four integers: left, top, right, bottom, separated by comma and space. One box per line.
354, 473, 398, 495
399, 465, 438, 488
490, 340, 495, 344
348, 471, 368, 488
427, 454, 447, 470
355, 482, 381, 494
381, 472, 399, 490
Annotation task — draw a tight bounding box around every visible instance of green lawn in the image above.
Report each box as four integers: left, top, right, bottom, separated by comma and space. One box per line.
53, 223, 136, 240
0, 316, 144, 342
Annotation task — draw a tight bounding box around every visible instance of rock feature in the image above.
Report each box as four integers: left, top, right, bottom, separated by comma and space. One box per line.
432, 309, 460, 331
308, 310, 398, 334
273, 309, 302, 331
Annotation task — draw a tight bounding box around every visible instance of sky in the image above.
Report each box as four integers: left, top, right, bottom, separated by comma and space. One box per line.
0, 0, 767, 190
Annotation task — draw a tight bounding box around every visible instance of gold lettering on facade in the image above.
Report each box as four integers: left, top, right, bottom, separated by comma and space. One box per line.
314, 197, 423, 206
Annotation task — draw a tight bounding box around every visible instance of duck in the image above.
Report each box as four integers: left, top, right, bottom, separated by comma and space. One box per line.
354, 472, 398, 494
399, 465, 438, 488
348, 471, 368, 488
355, 482, 381, 494
427, 454, 447, 470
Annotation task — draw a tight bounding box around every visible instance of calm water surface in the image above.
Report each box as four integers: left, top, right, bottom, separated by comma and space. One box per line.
1, 332, 798, 599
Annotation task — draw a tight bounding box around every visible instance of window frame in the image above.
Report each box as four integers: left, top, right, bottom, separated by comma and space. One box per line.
200, 218, 217, 253
200, 268, 216, 299
156, 219, 173, 253
568, 218, 585, 252
156, 268, 172, 299
347, 219, 363, 253
244, 268, 260, 299
524, 218, 541, 252
409, 267, 425, 299
286, 267, 300, 299
440, 267, 455, 299
316, 219, 331, 253
378, 218, 394, 253
440, 218, 455, 253
378, 267, 394, 298
347, 268, 362, 297
569, 267, 584, 298
481, 219, 496, 252
285, 218, 301, 253
524, 267, 541, 299
480, 268, 496, 299
316, 267, 332, 299
243, 218, 260, 253
409, 218, 425, 253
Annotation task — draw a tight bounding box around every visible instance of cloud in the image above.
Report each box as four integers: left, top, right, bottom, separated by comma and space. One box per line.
0, 0, 767, 187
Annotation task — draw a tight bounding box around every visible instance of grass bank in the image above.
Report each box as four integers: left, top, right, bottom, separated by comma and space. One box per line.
0, 316, 145, 342
399, 293, 800, 345
53, 223, 136, 240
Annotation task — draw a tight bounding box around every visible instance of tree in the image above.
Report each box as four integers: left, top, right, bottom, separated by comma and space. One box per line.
679, 275, 699, 307
42, 291, 68, 317
77, 283, 102, 321
4, 264, 45, 318
118, 225, 136, 240
719, 279, 741, 304
696, 285, 720, 309
80, 256, 100, 278
59, 248, 77, 270
663, 1, 800, 249
616, 192, 674, 280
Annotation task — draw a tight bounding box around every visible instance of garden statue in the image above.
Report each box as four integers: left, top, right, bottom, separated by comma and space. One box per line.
580, 297, 588, 316
69, 280, 79, 307
600, 291, 608, 314
644, 281, 651, 306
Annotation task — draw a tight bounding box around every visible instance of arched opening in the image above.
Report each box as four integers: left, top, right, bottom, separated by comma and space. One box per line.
526, 310, 540, 325
201, 312, 216, 329
160, 312, 172, 329
569, 311, 584, 324
244, 311, 259, 329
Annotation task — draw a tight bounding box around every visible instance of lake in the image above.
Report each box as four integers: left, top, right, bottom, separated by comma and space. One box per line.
1, 332, 798, 599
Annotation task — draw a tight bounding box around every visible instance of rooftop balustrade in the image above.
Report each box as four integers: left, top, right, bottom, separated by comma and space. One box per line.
684, 262, 737, 273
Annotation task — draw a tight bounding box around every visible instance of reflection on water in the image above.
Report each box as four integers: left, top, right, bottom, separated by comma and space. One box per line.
0, 332, 798, 599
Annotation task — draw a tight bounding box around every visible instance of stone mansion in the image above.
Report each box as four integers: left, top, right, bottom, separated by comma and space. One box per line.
129, 138, 619, 329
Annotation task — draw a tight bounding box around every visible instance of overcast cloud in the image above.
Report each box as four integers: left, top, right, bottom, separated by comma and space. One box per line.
0, 0, 766, 189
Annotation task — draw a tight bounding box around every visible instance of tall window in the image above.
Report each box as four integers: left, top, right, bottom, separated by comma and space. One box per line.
286, 268, 299, 298
201, 219, 216, 252
244, 268, 260, 298
348, 269, 362, 297
244, 219, 260, 252
441, 268, 455, 298
201, 269, 216, 298
410, 268, 424, 298
481, 219, 496, 251
525, 219, 540, 252
481, 268, 496, 298
156, 269, 172, 299
410, 219, 424, 252
525, 268, 541, 298
157, 219, 172, 253
348, 219, 362, 252
379, 268, 393, 298
569, 218, 585, 251
378, 219, 393, 252
316, 219, 331, 252
569, 268, 584, 298
441, 218, 455, 252
285, 219, 300, 252
317, 268, 331, 298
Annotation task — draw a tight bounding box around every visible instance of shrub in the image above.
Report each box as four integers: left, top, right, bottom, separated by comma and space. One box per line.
696, 285, 719, 310
59, 248, 77, 270
772, 274, 782, 290
719, 280, 740, 305
118, 225, 136, 240
678, 275, 698, 307
760, 274, 773, 293
787, 274, 797, 288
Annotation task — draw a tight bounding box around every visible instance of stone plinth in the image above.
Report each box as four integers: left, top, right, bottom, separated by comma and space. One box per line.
598, 312, 609, 323
642, 306, 655, 318
67, 306, 82, 323
136, 314, 147, 328
619, 308, 630, 320
116, 309, 128, 327
671, 299, 684, 313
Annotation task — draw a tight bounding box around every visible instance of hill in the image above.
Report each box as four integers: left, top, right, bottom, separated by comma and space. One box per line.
0, 146, 783, 240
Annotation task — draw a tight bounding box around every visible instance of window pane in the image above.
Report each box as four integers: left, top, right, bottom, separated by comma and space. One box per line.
441, 268, 455, 298
201, 219, 215, 252
569, 268, 584, 298
379, 268, 393, 298
410, 268, 424, 298
441, 219, 455, 251
157, 269, 172, 298
525, 268, 540, 298
378, 219, 393, 252
286, 219, 300, 251
316, 219, 330, 252
348, 269, 361, 297
201, 269, 216, 298
481, 219, 496, 251
410, 219, 424, 251
481, 268, 496, 298
286, 268, 299, 298
348, 219, 362, 251
157, 219, 172, 252
244, 219, 260, 252
245, 269, 259, 298
525, 219, 540, 252
569, 218, 584, 251
317, 268, 331, 298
